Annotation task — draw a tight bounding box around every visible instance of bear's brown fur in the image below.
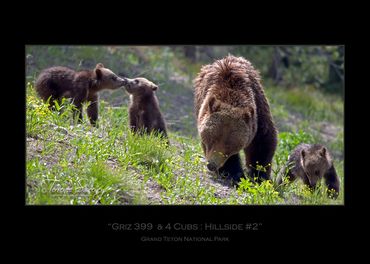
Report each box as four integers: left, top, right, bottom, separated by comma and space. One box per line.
35, 63, 126, 125
124, 77, 168, 139
194, 55, 277, 182
277, 143, 340, 198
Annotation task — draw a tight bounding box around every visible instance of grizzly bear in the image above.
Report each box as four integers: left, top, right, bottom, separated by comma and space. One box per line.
194, 55, 277, 183
35, 63, 126, 125
123, 77, 168, 140
277, 143, 340, 198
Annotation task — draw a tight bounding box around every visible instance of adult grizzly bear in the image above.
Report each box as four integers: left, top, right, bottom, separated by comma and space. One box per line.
194, 55, 277, 183
35, 63, 126, 125
277, 143, 340, 198
123, 77, 168, 140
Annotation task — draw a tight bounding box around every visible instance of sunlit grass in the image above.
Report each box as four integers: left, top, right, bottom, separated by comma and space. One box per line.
26, 83, 343, 205
25, 46, 344, 205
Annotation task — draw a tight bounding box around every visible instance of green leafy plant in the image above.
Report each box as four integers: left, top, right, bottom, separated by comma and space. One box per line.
26, 46, 343, 205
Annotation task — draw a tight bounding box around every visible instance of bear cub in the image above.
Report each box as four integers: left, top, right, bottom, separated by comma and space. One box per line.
123, 77, 168, 140
35, 63, 126, 125
277, 143, 340, 198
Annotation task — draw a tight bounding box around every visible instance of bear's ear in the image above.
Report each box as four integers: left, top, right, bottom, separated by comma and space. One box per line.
152, 85, 158, 91
319, 147, 327, 157
301, 149, 306, 160
95, 68, 103, 80
96, 63, 104, 69
208, 96, 220, 113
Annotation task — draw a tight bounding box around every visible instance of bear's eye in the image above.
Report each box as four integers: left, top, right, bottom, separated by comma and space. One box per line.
134, 79, 139, 84
111, 76, 117, 80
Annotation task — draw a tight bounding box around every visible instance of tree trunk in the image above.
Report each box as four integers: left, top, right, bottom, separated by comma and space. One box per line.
268, 47, 283, 83
183, 46, 197, 62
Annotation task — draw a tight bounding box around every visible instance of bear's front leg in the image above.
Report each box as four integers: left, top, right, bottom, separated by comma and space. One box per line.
218, 154, 245, 184
87, 94, 99, 126
72, 89, 88, 124
129, 108, 139, 134
324, 165, 340, 198
245, 131, 277, 183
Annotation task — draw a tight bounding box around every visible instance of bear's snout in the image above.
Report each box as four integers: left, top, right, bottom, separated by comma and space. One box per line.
125, 78, 135, 85
206, 151, 228, 172
120, 77, 128, 85
207, 161, 218, 172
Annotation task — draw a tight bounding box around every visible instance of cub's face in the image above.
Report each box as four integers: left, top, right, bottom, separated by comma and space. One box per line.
199, 106, 248, 172
301, 146, 330, 187
95, 63, 127, 90
123, 77, 158, 96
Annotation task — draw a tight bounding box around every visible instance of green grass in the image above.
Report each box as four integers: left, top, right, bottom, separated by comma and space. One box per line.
25, 46, 344, 205
26, 81, 344, 205
265, 83, 343, 126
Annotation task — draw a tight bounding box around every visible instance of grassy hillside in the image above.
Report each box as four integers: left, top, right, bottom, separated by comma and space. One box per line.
25, 46, 344, 205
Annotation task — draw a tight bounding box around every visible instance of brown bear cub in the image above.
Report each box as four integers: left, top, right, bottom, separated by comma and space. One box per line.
194, 55, 277, 183
35, 63, 126, 125
277, 143, 340, 198
123, 77, 168, 140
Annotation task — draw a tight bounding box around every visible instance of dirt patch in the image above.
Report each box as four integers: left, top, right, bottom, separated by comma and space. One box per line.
315, 121, 342, 142
170, 140, 239, 202
107, 161, 163, 205
26, 137, 70, 169
205, 174, 237, 199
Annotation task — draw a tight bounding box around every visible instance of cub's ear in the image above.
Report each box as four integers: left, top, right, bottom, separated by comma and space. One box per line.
301, 149, 306, 160
320, 147, 327, 157
208, 96, 220, 113
96, 63, 104, 69
95, 68, 103, 80
152, 85, 158, 91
